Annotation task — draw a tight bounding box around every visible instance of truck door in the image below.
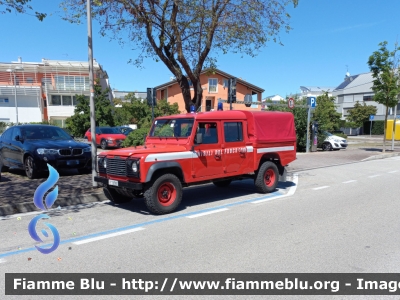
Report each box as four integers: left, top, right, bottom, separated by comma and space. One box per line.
222, 121, 247, 173
192, 121, 224, 178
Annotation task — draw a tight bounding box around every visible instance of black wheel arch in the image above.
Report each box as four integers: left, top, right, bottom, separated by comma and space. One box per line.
257, 153, 286, 181
145, 162, 185, 183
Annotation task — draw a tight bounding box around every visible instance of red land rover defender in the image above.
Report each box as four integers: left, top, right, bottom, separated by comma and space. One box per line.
95, 110, 296, 214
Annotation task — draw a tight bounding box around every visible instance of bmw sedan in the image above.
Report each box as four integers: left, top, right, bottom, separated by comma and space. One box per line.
0, 125, 92, 179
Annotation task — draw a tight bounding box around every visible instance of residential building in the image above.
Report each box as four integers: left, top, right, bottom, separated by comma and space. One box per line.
332, 72, 400, 120
154, 69, 264, 113
112, 90, 147, 102
299, 86, 336, 98
0, 58, 110, 126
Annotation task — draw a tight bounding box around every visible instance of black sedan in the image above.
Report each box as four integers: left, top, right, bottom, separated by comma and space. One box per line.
0, 125, 92, 179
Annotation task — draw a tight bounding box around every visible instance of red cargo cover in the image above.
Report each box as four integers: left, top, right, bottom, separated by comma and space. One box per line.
242, 111, 296, 143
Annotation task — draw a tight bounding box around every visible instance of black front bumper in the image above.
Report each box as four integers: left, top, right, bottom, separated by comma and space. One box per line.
94, 176, 143, 190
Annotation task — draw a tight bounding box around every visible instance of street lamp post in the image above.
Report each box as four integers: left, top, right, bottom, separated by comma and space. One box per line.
6, 66, 24, 124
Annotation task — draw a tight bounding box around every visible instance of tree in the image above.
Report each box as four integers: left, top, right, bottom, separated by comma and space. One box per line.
312, 92, 341, 133
368, 41, 400, 152
266, 96, 309, 151
1, 0, 46, 20
61, 0, 298, 112
65, 79, 114, 137
346, 101, 377, 127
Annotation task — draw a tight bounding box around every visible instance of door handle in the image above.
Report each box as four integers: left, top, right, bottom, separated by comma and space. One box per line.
215, 153, 221, 159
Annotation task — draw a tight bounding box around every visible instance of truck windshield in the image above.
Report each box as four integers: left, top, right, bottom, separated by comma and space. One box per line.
150, 118, 194, 138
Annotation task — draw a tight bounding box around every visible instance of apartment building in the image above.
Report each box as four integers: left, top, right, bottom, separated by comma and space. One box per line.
0, 58, 110, 126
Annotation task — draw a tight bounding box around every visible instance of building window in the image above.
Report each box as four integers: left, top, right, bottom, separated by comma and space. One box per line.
363, 95, 374, 101
62, 95, 72, 106
208, 79, 218, 93
223, 79, 229, 88
50, 95, 61, 105
54, 76, 90, 91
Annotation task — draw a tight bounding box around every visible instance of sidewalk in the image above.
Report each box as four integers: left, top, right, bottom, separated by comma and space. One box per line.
0, 147, 399, 216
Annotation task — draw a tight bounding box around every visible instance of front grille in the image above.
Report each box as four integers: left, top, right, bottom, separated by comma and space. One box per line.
106, 158, 127, 176
340, 143, 347, 147
59, 149, 71, 156
72, 148, 83, 155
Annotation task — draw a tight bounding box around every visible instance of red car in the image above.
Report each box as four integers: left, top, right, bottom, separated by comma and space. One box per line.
84, 127, 127, 150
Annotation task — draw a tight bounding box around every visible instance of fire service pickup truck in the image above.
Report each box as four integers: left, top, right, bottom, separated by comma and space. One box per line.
95, 110, 296, 214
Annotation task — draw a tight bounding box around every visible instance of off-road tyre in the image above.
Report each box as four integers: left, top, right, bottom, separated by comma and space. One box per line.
144, 173, 182, 215
104, 187, 132, 204
213, 179, 232, 187
255, 161, 279, 193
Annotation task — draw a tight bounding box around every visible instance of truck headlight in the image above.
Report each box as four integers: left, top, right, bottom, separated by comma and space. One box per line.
132, 161, 138, 173
103, 158, 107, 168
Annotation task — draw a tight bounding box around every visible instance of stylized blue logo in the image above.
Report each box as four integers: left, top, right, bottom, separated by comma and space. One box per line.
28, 164, 60, 254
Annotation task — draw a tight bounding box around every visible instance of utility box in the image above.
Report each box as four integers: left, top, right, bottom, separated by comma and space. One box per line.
385, 120, 400, 140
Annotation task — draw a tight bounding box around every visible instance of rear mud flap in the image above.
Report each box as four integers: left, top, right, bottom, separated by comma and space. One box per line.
279, 168, 287, 182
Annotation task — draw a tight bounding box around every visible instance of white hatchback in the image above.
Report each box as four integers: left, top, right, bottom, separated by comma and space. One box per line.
322, 131, 348, 151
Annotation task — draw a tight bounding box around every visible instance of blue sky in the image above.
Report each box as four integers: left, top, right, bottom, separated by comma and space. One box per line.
1, 0, 399, 98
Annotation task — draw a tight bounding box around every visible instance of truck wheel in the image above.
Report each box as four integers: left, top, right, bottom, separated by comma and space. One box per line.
213, 179, 232, 187
144, 174, 182, 215
255, 161, 279, 193
103, 187, 132, 204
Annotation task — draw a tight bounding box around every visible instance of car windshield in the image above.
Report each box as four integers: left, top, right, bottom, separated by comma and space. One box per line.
150, 118, 194, 138
99, 127, 121, 134
23, 126, 73, 140
323, 131, 332, 136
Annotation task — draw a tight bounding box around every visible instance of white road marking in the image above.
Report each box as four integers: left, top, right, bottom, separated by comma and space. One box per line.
187, 208, 229, 218
368, 175, 381, 178
73, 227, 145, 245
251, 174, 298, 204
343, 180, 357, 184
388, 170, 399, 173
313, 186, 330, 190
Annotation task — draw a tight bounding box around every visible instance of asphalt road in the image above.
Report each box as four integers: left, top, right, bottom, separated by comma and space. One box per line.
1, 156, 400, 299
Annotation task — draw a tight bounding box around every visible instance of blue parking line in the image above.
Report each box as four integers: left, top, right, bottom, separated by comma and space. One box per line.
0, 191, 284, 259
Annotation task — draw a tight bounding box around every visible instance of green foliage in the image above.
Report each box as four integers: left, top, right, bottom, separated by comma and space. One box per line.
335, 133, 348, 139
371, 121, 385, 135
121, 94, 181, 147
123, 126, 151, 147
368, 41, 400, 149
312, 92, 342, 132
266, 96, 309, 152
65, 79, 114, 137
0, 0, 46, 20
346, 101, 377, 127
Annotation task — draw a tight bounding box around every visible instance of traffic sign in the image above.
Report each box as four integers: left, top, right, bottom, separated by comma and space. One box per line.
307, 96, 316, 108
369, 115, 375, 121
288, 97, 295, 109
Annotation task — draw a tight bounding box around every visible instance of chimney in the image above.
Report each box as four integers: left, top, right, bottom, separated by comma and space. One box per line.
18, 57, 22, 63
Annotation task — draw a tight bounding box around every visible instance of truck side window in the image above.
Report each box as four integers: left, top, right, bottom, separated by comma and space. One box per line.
224, 122, 243, 142
196, 122, 218, 144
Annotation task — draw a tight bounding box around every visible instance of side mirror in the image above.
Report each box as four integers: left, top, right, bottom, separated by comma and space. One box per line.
196, 133, 203, 144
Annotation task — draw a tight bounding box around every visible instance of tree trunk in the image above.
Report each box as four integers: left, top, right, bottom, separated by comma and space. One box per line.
383, 106, 388, 153
178, 76, 203, 113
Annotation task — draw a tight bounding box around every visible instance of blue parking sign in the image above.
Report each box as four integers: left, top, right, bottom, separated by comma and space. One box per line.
369, 115, 374, 121
307, 97, 316, 108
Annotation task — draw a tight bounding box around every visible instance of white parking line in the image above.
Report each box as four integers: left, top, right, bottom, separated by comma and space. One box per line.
73, 227, 145, 245
368, 175, 381, 178
388, 170, 399, 173
251, 174, 298, 204
313, 186, 330, 190
342, 180, 357, 184
187, 208, 229, 218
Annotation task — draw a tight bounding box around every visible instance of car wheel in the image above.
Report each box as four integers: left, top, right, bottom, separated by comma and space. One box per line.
103, 187, 132, 204
100, 139, 107, 150
144, 174, 182, 215
322, 142, 332, 151
213, 179, 232, 187
24, 155, 38, 179
255, 161, 279, 193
